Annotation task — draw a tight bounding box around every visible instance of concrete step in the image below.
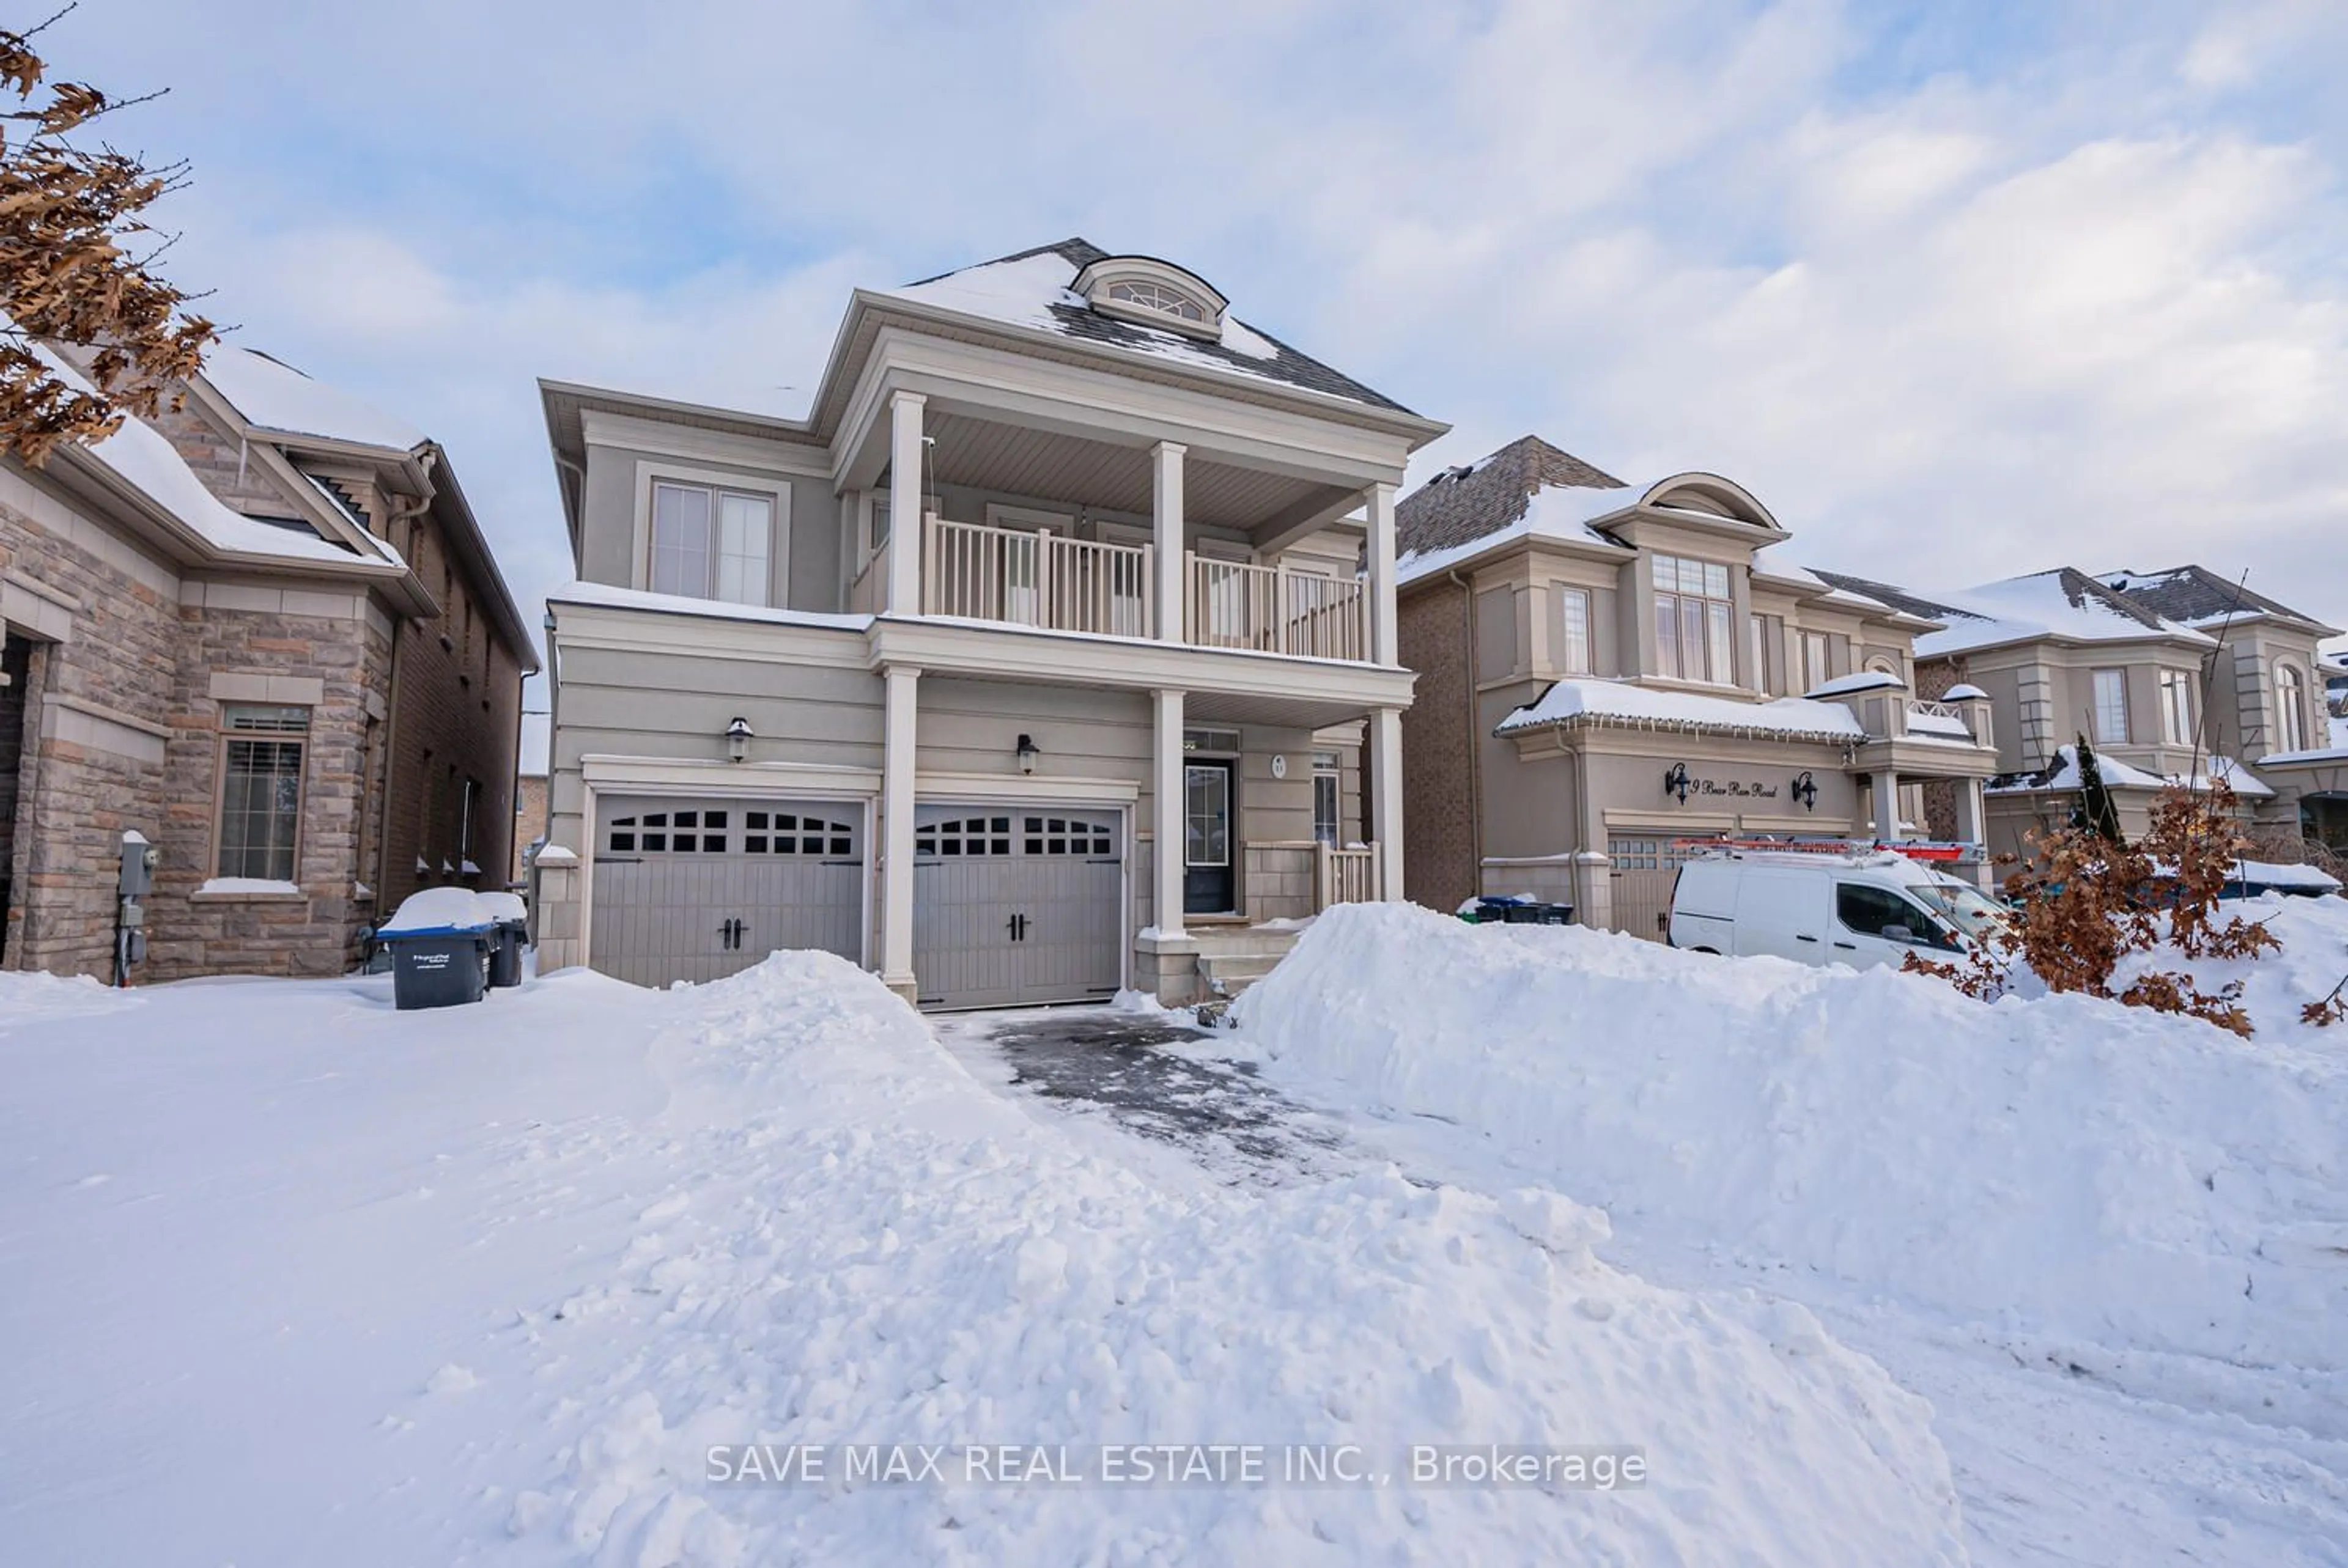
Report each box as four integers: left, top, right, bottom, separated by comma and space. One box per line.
1184, 924, 1307, 958
1197, 951, 1283, 983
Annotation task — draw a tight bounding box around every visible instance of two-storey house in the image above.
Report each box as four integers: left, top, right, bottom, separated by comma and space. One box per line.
533, 240, 1445, 1006
1843, 565, 2341, 861
1396, 437, 2001, 938
1, 345, 536, 980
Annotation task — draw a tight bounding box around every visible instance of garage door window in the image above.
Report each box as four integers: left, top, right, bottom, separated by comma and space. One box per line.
607, 809, 728, 853
918, 815, 1014, 856
745, 810, 854, 856
1025, 815, 1114, 856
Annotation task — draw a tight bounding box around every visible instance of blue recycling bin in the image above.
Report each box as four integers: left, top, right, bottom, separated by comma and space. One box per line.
377, 889, 496, 1010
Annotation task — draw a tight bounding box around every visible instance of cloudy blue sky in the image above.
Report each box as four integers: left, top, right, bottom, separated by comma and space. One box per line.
51, 0, 2348, 670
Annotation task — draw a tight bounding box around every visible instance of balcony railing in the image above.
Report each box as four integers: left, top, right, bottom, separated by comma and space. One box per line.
1313, 842, 1380, 910
1905, 700, 1974, 740
923, 517, 1154, 638
912, 517, 1372, 661
1187, 556, 1368, 661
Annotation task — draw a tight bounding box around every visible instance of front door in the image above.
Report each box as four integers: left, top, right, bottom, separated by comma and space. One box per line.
1184, 760, 1235, 915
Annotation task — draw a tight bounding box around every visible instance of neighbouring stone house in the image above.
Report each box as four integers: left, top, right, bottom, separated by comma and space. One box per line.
0, 345, 536, 981
1395, 436, 2001, 938
1826, 565, 2344, 861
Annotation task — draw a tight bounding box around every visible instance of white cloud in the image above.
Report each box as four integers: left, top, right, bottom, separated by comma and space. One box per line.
46, 0, 2348, 636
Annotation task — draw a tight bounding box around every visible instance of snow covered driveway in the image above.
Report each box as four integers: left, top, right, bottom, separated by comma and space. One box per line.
0, 959, 1965, 1565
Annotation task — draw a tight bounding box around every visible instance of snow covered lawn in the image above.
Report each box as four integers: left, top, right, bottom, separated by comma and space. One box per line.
1, 959, 1964, 1564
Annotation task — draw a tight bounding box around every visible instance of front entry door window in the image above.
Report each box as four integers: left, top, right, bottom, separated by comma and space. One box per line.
1184, 761, 1235, 914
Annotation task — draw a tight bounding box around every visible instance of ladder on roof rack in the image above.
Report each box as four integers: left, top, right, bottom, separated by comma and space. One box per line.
1672, 836, 1981, 864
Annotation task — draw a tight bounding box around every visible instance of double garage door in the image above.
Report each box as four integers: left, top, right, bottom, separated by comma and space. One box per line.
591, 796, 865, 987
589, 794, 1124, 1008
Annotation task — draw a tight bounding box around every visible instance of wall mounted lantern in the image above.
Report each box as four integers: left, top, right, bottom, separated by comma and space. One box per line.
1790, 770, 1818, 812
725, 716, 754, 764
1017, 733, 1039, 775
1663, 762, 1691, 804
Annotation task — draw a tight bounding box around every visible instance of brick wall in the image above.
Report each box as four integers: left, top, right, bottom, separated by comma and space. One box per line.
1914, 656, 1963, 839
1398, 579, 1480, 913
378, 511, 524, 905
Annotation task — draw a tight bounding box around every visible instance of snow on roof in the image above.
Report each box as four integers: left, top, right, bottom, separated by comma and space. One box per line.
1497, 678, 1866, 741
1988, 745, 2273, 798
1803, 669, 1905, 699
1941, 683, 1988, 701
2256, 712, 2348, 768
547, 578, 874, 632
1914, 570, 2213, 658
518, 712, 550, 778
1397, 482, 1638, 584
200, 347, 426, 451
882, 241, 1410, 414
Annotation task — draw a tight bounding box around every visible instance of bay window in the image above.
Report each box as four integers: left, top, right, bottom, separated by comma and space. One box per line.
2092, 669, 2129, 745
2158, 669, 2195, 747
1653, 554, 1734, 685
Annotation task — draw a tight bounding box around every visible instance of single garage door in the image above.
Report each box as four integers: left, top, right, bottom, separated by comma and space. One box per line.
591, 796, 864, 987
913, 804, 1124, 1009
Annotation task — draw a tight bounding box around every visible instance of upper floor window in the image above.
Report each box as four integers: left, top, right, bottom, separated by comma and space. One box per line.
1106, 279, 1207, 323
1653, 554, 1733, 685
1801, 630, 1831, 693
2092, 668, 2129, 745
1557, 587, 1592, 675
2158, 669, 2195, 747
2276, 664, 2307, 751
651, 480, 773, 606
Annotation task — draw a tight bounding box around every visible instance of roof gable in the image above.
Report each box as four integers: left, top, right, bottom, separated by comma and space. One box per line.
1396, 435, 1626, 559
2098, 564, 2338, 635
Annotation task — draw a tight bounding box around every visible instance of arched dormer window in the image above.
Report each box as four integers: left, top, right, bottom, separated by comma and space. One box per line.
1072, 256, 1230, 342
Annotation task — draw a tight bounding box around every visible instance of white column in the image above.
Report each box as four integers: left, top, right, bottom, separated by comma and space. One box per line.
1153, 441, 1184, 643
887, 391, 926, 616
1365, 481, 1398, 665
1872, 768, 1900, 842
1953, 777, 1990, 888
879, 663, 921, 997
1153, 688, 1185, 938
1371, 705, 1405, 899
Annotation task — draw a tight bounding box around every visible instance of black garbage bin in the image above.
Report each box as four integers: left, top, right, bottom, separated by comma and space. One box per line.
378, 890, 495, 1010
478, 891, 530, 989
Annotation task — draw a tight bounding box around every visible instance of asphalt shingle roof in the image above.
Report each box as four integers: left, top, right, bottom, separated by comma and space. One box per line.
2099, 564, 2328, 631
1395, 435, 1626, 559
904, 239, 1415, 415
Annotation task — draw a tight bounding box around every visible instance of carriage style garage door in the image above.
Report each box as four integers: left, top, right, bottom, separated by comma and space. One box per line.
591, 796, 864, 987
913, 804, 1124, 1009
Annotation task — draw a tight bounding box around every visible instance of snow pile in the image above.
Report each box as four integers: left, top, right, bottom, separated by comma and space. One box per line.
1231, 905, 2348, 1374
2115, 893, 2348, 1051
504, 952, 1963, 1563
378, 886, 497, 933
0, 954, 1967, 1563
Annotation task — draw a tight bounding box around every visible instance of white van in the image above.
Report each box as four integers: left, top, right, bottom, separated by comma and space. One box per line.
1667, 848, 2006, 970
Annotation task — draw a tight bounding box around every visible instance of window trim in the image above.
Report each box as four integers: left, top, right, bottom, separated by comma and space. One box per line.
1312, 763, 1342, 847
2157, 668, 2196, 748
1556, 586, 1593, 677
213, 704, 311, 883
631, 461, 790, 607
1651, 553, 1735, 685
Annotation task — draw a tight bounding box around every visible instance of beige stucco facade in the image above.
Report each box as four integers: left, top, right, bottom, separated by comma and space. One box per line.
536, 242, 1445, 1005
1397, 458, 2001, 938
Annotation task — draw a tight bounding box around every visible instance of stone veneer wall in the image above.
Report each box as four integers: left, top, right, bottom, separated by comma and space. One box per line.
0, 465, 397, 981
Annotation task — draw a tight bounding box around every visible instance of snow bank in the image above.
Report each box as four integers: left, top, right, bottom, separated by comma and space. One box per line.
1232, 905, 2348, 1374
513, 952, 1963, 1563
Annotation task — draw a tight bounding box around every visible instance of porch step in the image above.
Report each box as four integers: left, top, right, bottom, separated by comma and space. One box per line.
1197, 950, 1284, 985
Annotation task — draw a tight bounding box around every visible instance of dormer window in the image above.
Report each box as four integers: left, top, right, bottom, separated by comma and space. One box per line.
1072, 255, 1231, 342
1104, 278, 1206, 324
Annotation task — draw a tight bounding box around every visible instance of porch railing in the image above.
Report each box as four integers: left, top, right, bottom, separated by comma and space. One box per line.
1313, 842, 1379, 910
923, 517, 1153, 638
1187, 556, 1368, 661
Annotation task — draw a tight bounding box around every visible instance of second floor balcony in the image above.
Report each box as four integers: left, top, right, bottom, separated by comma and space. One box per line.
859, 514, 1372, 660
